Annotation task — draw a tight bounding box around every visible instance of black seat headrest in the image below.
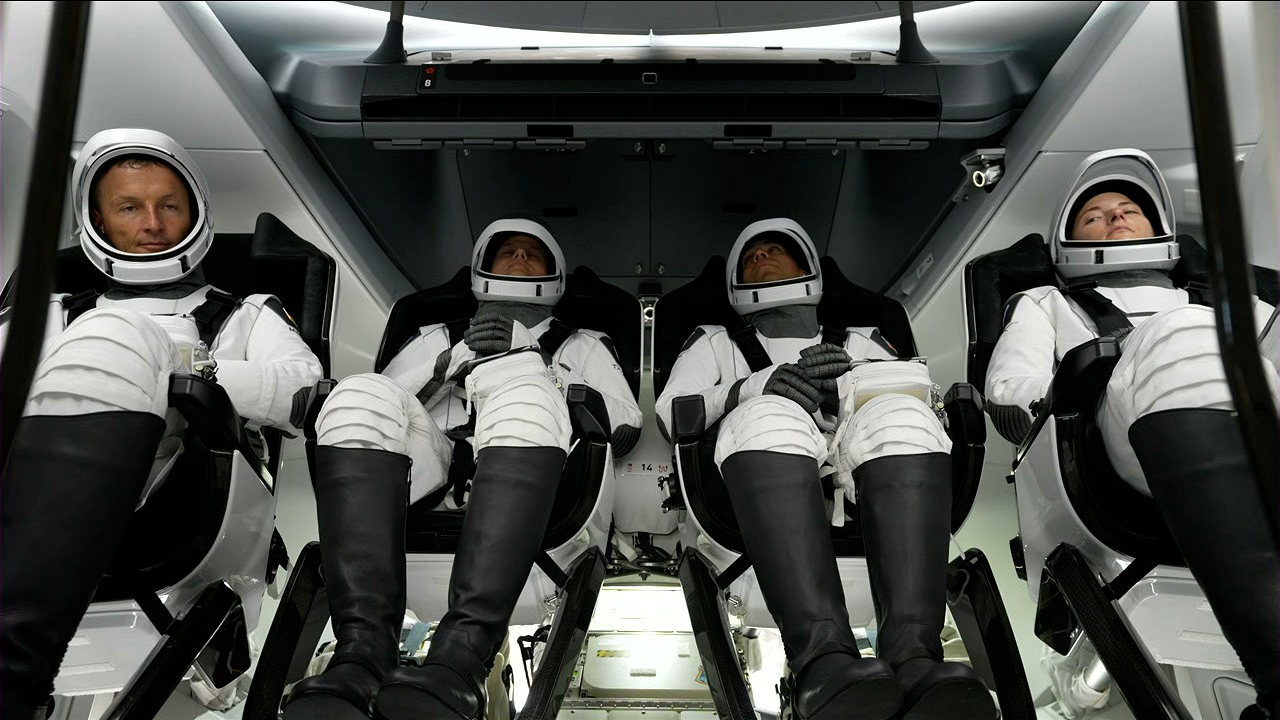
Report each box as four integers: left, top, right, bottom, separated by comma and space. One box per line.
654, 256, 734, 396
2, 213, 335, 374
374, 267, 642, 399
817, 256, 918, 358
1170, 234, 1279, 307
654, 255, 919, 396
375, 267, 476, 374
554, 266, 643, 398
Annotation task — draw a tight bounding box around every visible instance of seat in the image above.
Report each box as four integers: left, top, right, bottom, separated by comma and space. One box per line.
654, 255, 1031, 719
244, 265, 640, 720
0, 212, 335, 719
965, 232, 1280, 719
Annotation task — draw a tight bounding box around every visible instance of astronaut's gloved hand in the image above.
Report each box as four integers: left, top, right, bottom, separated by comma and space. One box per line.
738, 363, 824, 414
464, 309, 538, 358
797, 342, 852, 391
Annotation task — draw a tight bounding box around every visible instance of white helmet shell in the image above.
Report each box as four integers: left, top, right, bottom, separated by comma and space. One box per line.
1052, 148, 1178, 279
726, 218, 823, 315
73, 128, 212, 285
471, 219, 566, 306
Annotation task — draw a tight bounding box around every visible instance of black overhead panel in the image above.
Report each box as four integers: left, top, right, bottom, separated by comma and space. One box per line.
455, 140, 651, 279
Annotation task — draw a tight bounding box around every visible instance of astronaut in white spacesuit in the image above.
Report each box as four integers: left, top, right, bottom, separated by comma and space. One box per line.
0, 128, 323, 720
280, 220, 642, 720
985, 148, 1280, 716
656, 219, 995, 720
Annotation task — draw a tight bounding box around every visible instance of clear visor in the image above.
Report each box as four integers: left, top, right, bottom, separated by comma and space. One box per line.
81, 148, 203, 258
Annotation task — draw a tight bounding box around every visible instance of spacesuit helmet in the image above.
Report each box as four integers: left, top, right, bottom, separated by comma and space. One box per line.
471, 218, 566, 306
1052, 148, 1178, 279
73, 128, 213, 285
726, 218, 823, 315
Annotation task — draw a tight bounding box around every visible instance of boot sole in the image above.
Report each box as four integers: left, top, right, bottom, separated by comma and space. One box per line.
803, 675, 903, 720
901, 677, 998, 720
282, 694, 375, 720
374, 684, 476, 720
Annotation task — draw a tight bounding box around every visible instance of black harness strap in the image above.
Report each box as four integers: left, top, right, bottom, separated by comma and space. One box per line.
822, 326, 849, 348
1103, 554, 1160, 601
534, 551, 570, 589
191, 289, 242, 348
537, 317, 577, 358
1063, 283, 1135, 341
715, 553, 754, 590
63, 289, 102, 325
728, 324, 773, 373
1183, 280, 1213, 308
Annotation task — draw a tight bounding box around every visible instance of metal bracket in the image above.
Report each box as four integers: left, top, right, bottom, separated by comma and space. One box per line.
961, 147, 1007, 191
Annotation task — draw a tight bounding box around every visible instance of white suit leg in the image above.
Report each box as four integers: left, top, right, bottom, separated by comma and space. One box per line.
835, 394, 952, 470
24, 308, 185, 500
26, 308, 178, 418
713, 394, 828, 469
1101, 304, 1280, 494
466, 352, 572, 452
315, 373, 452, 504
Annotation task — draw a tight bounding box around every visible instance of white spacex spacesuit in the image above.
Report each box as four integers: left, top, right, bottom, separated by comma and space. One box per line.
983, 148, 1280, 715
984, 149, 1279, 493
285, 219, 641, 720
655, 219, 994, 720
313, 218, 642, 506
0, 128, 322, 720
656, 218, 950, 519
0, 128, 322, 491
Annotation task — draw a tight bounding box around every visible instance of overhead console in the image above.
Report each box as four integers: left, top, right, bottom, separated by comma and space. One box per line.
283, 48, 1038, 147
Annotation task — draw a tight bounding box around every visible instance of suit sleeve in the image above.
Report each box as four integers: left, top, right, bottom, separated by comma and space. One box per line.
654, 327, 742, 442
985, 292, 1057, 444
214, 297, 324, 434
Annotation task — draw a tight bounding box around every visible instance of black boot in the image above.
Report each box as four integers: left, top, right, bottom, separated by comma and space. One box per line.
375, 446, 567, 720
1130, 409, 1280, 711
721, 451, 902, 720
281, 446, 410, 720
858, 452, 997, 720
1, 412, 166, 720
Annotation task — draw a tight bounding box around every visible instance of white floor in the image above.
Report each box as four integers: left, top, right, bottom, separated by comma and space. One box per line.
105, 430, 1142, 720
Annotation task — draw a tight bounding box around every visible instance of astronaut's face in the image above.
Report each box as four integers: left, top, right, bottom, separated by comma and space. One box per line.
1071, 192, 1156, 242
489, 234, 549, 277
741, 237, 806, 284
90, 162, 193, 254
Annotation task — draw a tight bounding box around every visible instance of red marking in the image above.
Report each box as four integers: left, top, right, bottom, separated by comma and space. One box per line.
426, 66, 436, 74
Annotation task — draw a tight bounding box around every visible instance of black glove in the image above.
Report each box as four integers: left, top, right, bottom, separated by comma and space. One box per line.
797, 342, 852, 391
464, 314, 515, 358
762, 363, 824, 414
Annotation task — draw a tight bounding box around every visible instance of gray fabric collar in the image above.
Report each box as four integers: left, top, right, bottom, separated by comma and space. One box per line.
746, 305, 820, 338
105, 266, 210, 300
476, 300, 553, 329
1091, 269, 1174, 289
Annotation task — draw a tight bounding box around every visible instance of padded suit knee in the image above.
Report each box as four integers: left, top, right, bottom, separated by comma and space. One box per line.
837, 394, 950, 469
316, 373, 452, 504
467, 354, 571, 452
26, 308, 178, 418
1102, 304, 1280, 491
714, 394, 828, 468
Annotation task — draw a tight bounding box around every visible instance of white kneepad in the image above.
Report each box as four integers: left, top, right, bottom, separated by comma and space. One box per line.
836, 393, 951, 467
467, 351, 571, 452
714, 394, 828, 468
316, 373, 418, 454
1116, 305, 1235, 420
27, 308, 179, 418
